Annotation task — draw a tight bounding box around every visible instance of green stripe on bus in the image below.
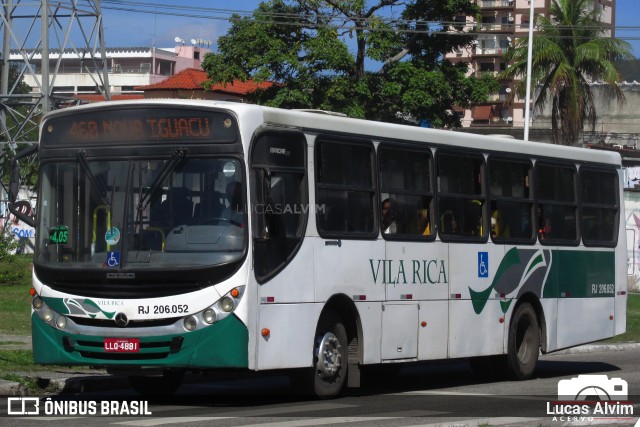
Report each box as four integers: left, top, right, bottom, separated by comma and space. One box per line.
543, 250, 615, 298
31, 314, 248, 368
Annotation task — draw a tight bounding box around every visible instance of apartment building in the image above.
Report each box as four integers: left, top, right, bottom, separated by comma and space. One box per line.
446, 0, 614, 129
9, 43, 211, 100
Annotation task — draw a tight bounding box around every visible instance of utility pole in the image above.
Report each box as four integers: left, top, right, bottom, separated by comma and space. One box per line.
0, 0, 111, 152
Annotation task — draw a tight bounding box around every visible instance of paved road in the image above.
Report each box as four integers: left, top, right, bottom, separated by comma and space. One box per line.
1, 347, 639, 426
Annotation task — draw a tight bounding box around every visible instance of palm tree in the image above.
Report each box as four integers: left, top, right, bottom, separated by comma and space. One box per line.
500, 0, 633, 145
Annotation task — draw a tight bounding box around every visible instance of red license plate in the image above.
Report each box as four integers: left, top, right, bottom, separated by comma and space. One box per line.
104, 338, 140, 353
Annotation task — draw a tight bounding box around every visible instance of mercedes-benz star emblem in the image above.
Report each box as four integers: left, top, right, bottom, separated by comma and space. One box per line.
114, 312, 129, 328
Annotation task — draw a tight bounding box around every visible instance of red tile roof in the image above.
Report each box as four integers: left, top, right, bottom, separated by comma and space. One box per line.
135, 68, 272, 94
74, 94, 144, 102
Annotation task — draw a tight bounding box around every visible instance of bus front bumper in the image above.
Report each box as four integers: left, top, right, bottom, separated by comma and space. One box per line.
31, 313, 248, 369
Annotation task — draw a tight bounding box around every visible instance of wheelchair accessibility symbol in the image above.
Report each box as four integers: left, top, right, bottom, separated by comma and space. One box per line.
478, 252, 488, 278
106, 251, 120, 268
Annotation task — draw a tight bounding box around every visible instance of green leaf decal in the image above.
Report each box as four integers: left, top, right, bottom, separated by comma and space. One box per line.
470, 284, 494, 314
500, 299, 513, 314
82, 299, 116, 319
525, 253, 544, 277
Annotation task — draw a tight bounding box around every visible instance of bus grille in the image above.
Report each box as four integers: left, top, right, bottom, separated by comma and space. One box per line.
72, 317, 179, 328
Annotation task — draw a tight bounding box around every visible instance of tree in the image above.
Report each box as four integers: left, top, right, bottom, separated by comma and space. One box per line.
500, 0, 633, 145
0, 62, 37, 259
202, 0, 499, 128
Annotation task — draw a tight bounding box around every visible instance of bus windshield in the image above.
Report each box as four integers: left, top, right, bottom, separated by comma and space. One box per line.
35, 155, 246, 270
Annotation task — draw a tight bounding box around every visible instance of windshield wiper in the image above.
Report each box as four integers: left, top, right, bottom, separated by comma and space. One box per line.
77, 151, 110, 205
137, 148, 187, 212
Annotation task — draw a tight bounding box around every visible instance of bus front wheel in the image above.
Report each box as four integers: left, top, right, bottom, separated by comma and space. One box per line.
507, 303, 540, 380
313, 310, 348, 397
128, 370, 184, 396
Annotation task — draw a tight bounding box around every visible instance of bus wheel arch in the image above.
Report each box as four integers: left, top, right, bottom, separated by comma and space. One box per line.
318, 295, 363, 391
506, 294, 543, 380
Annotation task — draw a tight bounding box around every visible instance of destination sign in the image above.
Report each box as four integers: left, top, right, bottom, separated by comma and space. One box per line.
42, 107, 238, 145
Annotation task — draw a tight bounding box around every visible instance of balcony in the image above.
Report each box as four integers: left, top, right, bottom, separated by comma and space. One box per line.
473, 47, 505, 57
478, 23, 515, 33
487, 92, 509, 102
478, 0, 514, 10
470, 105, 512, 127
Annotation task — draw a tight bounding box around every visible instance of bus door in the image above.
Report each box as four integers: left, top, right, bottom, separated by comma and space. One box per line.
250, 130, 313, 370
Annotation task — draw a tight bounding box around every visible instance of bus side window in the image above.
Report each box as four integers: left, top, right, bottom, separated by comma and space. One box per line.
536, 164, 577, 244
488, 158, 534, 243
316, 139, 376, 237
580, 168, 618, 246
437, 152, 485, 240
378, 145, 433, 239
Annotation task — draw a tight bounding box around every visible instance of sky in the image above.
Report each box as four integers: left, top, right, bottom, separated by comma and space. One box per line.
98, 0, 640, 57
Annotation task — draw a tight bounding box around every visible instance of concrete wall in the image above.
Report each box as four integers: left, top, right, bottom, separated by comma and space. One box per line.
532, 84, 640, 143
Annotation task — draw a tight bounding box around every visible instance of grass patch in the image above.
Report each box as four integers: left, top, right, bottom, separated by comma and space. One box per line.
0, 254, 33, 335
1, 372, 40, 393
0, 350, 38, 373
600, 293, 640, 343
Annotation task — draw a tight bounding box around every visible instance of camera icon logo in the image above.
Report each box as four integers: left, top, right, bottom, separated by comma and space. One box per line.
558, 374, 628, 401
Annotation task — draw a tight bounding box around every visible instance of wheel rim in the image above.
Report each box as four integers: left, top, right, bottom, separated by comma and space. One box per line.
315, 331, 342, 379
515, 315, 535, 365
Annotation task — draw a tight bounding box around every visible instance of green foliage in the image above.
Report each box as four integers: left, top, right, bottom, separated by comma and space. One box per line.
602, 294, 640, 344
202, 0, 497, 128
0, 256, 32, 336
0, 223, 19, 263
500, 0, 633, 145
0, 253, 32, 285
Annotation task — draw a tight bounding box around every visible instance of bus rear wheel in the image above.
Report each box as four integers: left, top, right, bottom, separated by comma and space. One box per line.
128, 370, 184, 396
313, 310, 348, 397
507, 303, 540, 380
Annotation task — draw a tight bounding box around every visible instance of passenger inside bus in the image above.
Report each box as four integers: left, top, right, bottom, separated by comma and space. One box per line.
537, 206, 552, 240
491, 210, 510, 238
149, 187, 193, 230
538, 217, 552, 240
381, 198, 397, 234
440, 210, 458, 235
418, 208, 431, 235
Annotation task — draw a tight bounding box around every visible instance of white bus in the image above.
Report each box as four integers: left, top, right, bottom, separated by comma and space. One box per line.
10, 100, 626, 397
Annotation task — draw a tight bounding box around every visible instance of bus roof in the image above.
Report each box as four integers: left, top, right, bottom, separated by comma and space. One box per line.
43, 99, 621, 166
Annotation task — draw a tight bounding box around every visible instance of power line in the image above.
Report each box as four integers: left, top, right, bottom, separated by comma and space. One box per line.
99, 0, 640, 34
95, 0, 640, 45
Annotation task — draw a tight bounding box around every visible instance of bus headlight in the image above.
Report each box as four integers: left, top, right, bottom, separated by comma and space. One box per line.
42, 308, 54, 323
56, 316, 67, 330
202, 308, 216, 324
32, 296, 43, 310
183, 316, 197, 331
219, 297, 235, 313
